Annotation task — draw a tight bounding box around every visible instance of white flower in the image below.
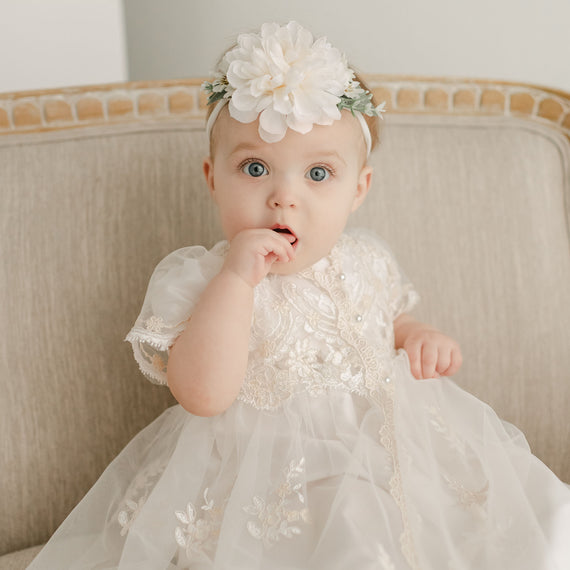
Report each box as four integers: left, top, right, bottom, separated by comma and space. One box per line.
220, 21, 354, 143
344, 81, 367, 100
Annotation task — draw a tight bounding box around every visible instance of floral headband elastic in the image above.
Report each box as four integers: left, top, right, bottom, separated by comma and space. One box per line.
203, 21, 385, 156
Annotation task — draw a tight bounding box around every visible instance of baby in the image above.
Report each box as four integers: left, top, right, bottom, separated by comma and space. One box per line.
167, 73, 462, 416
29, 21, 570, 570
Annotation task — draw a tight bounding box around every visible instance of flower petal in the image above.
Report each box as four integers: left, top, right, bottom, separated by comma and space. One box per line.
272, 88, 292, 115
229, 100, 259, 124
259, 108, 287, 142
286, 115, 313, 135
174, 526, 187, 547
175, 510, 190, 525
230, 88, 257, 111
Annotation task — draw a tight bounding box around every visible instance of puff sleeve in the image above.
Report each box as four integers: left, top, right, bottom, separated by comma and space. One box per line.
352, 228, 420, 321
125, 241, 227, 385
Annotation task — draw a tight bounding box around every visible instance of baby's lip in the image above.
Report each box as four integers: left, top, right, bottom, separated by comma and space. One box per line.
271, 225, 298, 247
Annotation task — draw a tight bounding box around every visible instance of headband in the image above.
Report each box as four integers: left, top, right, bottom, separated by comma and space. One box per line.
203, 21, 385, 156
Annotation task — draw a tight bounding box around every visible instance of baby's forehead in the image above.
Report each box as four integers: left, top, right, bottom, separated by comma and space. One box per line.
210, 107, 365, 160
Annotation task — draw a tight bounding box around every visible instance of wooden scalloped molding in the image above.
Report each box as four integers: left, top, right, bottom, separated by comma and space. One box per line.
0, 76, 569, 140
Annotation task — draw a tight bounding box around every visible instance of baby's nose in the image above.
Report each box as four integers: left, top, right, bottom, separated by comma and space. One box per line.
268, 182, 297, 208
269, 196, 296, 208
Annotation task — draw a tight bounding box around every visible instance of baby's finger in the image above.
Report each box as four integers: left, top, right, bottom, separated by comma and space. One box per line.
435, 348, 452, 377
405, 341, 423, 379
265, 247, 288, 265
420, 343, 438, 379
270, 234, 295, 262
443, 347, 463, 376
267, 245, 287, 264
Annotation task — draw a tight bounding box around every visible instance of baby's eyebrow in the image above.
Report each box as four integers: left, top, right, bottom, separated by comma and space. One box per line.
227, 143, 347, 166
229, 142, 263, 155
307, 150, 346, 166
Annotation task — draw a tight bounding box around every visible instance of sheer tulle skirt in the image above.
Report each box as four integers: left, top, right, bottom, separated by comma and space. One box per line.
29, 354, 570, 569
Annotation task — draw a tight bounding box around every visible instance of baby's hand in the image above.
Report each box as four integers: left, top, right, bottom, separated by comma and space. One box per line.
394, 314, 462, 379
223, 228, 295, 287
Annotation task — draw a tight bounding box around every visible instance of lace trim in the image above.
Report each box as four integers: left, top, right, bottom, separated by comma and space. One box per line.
426, 405, 490, 519
117, 458, 166, 535
377, 384, 419, 570
127, 333, 170, 385
126, 328, 173, 352
174, 488, 223, 560
126, 316, 188, 385
127, 316, 187, 350
426, 405, 467, 456
306, 235, 419, 569
243, 457, 310, 547
443, 476, 489, 517
307, 236, 391, 393
117, 456, 309, 561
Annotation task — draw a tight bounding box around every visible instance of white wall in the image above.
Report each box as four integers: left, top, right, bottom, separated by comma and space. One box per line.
2, 1, 567, 94
124, 0, 570, 92
0, 0, 127, 93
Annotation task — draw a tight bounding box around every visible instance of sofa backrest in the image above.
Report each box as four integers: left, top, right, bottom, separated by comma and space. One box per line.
1, 78, 569, 555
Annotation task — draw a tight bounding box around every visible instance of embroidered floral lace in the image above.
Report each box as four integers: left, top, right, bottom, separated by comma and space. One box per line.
126, 229, 418, 411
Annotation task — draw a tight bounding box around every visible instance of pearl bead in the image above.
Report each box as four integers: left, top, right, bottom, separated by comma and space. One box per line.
339, 273, 346, 281
384, 376, 392, 384
355, 314, 362, 322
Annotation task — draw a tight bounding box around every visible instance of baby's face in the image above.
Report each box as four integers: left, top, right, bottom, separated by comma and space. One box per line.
203, 108, 372, 274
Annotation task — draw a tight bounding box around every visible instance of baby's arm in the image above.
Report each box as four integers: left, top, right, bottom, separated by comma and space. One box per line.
167, 229, 295, 416
393, 314, 462, 379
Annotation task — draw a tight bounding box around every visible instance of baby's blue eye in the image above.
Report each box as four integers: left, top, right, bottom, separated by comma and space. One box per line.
243, 162, 267, 177
308, 166, 329, 182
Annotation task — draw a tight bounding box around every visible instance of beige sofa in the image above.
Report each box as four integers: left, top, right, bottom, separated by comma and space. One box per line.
1, 76, 569, 568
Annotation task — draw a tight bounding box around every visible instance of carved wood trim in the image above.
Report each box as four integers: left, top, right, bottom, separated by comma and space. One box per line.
1, 76, 569, 139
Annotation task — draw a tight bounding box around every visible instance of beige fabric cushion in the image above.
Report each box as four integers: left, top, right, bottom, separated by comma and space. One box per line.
1, 114, 568, 556
353, 114, 570, 479
0, 124, 219, 554
0, 545, 43, 569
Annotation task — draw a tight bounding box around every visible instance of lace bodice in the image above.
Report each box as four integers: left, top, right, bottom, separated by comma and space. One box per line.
126, 229, 418, 409
239, 232, 418, 408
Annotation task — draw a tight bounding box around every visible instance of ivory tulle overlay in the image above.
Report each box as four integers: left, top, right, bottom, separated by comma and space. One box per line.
29, 229, 570, 569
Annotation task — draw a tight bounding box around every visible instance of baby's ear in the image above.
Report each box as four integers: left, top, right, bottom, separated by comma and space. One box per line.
203, 157, 216, 197
351, 165, 373, 212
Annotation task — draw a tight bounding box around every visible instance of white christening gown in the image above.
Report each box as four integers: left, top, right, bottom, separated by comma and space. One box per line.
29, 229, 570, 569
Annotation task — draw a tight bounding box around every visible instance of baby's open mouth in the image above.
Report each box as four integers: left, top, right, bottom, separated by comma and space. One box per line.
272, 226, 298, 247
